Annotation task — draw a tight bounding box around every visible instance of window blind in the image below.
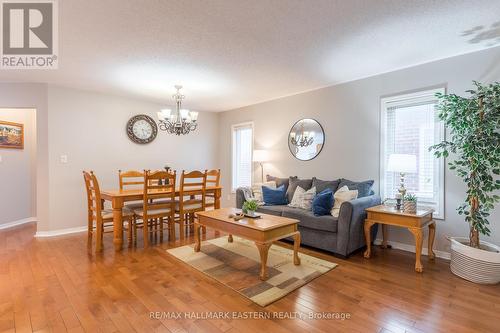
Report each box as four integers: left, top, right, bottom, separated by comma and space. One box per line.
232, 123, 253, 191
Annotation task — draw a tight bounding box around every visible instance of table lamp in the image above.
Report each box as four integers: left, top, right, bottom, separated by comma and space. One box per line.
387, 153, 417, 197
253, 150, 269, 183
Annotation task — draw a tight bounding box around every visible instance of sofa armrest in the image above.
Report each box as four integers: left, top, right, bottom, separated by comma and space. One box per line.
336, 195, 381, 256
235, 188, 246, 209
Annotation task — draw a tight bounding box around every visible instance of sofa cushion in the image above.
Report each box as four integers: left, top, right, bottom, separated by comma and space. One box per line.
262, 185, 287, 205
251, 181, 276, 203
312, 189, 334, 216
282, 207, 338, 233
286, 177, 313, 203
338, 178, 374, 198
266, 175, 293, 192
331, 186, 358, 217
256, 205, 285, 216
312, 177, 341, 193
289, 186, 316, 210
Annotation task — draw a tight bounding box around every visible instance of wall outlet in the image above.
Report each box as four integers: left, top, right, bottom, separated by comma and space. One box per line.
60, 155, 68, 163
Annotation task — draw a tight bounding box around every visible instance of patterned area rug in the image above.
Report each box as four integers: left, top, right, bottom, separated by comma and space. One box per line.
167, 237, 337, 306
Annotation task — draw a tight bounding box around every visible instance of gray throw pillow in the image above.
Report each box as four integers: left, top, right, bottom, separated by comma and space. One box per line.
286, 177, 313, 203
312, 177, 341, 193
338, 178, 374, 198
266, 175, 293, 192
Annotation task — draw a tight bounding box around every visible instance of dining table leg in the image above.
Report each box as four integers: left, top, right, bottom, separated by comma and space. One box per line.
215, 188, 221, 209
112, 198, 124, 251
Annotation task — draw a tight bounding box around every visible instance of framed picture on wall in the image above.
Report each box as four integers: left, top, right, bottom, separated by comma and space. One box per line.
0, 121, 24, 149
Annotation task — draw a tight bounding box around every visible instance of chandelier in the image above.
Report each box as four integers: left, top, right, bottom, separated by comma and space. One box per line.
290, 124, 314, 148
157, 85, 198, 135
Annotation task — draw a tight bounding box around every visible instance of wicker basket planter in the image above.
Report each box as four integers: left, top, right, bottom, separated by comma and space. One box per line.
449, 237, 500, 284
403, 201, 417, 214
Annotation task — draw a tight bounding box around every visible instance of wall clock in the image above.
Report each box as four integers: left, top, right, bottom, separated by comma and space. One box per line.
126, 114, 158, 144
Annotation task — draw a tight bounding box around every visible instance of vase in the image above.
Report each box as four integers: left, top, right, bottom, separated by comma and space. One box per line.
246, 210, 257, 217
449, 237, 500, 284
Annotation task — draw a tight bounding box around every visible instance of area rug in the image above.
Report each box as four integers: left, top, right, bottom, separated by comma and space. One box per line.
167, 237, 337, 306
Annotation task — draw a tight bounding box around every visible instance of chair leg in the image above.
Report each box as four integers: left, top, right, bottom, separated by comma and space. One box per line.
160, 217, 164, 243
87, 221, 93, 249
169, 216, 175, 240
100, 224, 104, 248
191, 214, 196, 234
133, 217, 137, 246
143, 218, 149, 248
179, 213, 185, 239
127, 219, 133, 247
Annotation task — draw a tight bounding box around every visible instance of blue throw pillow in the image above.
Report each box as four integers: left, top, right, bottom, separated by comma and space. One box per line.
312, 189, 334, 216
262, 185, 288, 205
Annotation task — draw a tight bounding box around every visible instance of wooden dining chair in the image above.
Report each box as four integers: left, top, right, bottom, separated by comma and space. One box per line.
204, 169, 220, 210
83, 171, 134, 251
132, 170, 176, 247
176, 170, 207, 238
118, 170, 145, 211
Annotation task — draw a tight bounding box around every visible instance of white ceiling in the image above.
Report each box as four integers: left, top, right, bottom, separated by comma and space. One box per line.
1, 0, 499, 111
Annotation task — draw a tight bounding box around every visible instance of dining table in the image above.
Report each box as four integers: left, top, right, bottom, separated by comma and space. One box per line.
100, 186, 222, 251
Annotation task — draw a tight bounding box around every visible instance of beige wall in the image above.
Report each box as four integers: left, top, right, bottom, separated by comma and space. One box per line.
0, 83, 49, 231
46, 86, 219, 231
218, 47, 500, 254
0, 108, 36, 225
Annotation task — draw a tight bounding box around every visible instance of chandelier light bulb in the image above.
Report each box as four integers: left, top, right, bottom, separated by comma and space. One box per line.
180, 109, 190, 120
190, 111, 199, 122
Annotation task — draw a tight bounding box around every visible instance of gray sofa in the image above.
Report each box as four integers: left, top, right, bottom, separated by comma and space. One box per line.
236, 176, 380, 258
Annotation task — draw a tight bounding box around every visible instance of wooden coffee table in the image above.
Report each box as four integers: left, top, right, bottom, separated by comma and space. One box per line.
195, 208, 301, 281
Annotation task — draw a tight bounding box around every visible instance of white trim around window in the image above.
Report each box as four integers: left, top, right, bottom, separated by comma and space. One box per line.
380, 87, 445, 219
231, 121, 254, 192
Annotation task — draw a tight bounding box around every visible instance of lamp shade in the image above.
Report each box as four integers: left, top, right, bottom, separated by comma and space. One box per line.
387, 154, 417, 173
253, 150, 269, 162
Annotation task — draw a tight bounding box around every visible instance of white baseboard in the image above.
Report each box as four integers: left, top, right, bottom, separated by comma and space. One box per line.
35, 226, 87, 237
0, 217, 37, 230
35, 221, 131, 238
374, 238, 450, 260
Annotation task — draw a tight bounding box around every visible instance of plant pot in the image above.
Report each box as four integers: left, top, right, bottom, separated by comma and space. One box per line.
246, 210, 257, 217
403, 201, 417, 213
449, 237, 500, 284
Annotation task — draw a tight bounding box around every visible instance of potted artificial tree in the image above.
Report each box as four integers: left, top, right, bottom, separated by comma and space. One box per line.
431, 81, 500, 284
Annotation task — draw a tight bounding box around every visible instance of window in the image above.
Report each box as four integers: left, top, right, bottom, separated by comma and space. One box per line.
380, 88, 445, 219
231, 122, 253, 191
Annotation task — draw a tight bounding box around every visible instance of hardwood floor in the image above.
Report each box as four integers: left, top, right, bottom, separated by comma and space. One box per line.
1, 223, 499, 333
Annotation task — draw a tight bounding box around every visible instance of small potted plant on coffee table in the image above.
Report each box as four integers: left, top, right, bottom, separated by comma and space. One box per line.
242, 200, 259, 217
403, 194, 417, 214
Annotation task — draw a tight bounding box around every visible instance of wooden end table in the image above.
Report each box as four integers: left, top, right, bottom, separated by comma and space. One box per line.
195, 208, 301, 281
363, 205, 436, 273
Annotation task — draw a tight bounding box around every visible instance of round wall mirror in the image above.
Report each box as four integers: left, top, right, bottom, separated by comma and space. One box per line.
288, 118, 325, 161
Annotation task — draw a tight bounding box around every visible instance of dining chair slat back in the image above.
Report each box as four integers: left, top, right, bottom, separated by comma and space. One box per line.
177, 170, 207, 237
143, 170, 176, 213
179, 170, 207, 207
205, 169, 221, 208
119, 170, 145, 190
